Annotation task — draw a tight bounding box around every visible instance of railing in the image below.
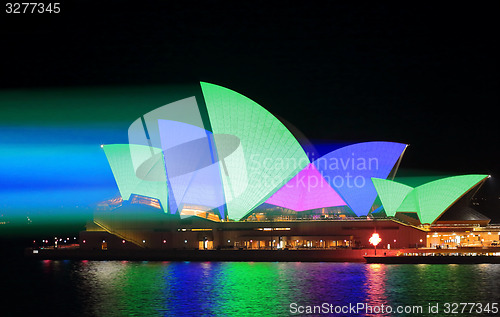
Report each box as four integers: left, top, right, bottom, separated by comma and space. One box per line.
93, 220, 144, 248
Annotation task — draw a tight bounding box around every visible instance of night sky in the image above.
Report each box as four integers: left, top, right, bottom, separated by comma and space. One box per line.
1, 1, 499, 226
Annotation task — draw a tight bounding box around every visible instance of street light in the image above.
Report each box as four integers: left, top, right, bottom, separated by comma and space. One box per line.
369, 233, 382, 256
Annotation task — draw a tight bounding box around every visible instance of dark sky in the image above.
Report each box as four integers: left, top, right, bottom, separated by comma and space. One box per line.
2, 1, 499, 217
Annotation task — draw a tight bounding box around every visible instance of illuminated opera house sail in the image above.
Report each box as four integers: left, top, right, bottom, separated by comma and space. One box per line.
372, 175, 488, 224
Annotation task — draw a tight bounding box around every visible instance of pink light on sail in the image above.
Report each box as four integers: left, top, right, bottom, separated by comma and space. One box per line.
266, 163, 346, 211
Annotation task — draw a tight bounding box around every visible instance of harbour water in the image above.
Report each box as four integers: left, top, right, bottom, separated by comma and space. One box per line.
3, 260, 500, 316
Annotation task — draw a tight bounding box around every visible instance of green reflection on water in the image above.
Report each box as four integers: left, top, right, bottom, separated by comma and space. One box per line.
210, 262, 293, 316
384, 264, 499, 308
79, 261, 168, 316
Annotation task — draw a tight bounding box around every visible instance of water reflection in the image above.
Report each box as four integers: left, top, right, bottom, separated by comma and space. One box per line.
364, 264, 389, 316
30, 261, 500, 317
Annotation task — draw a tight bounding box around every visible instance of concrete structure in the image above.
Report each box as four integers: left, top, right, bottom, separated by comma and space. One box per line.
80, 202, 427, 252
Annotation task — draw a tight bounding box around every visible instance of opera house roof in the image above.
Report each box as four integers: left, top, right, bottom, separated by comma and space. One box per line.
102, 82, 488, 224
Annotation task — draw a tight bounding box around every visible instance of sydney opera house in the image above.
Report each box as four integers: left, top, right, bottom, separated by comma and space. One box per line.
80, 82, 498, 256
